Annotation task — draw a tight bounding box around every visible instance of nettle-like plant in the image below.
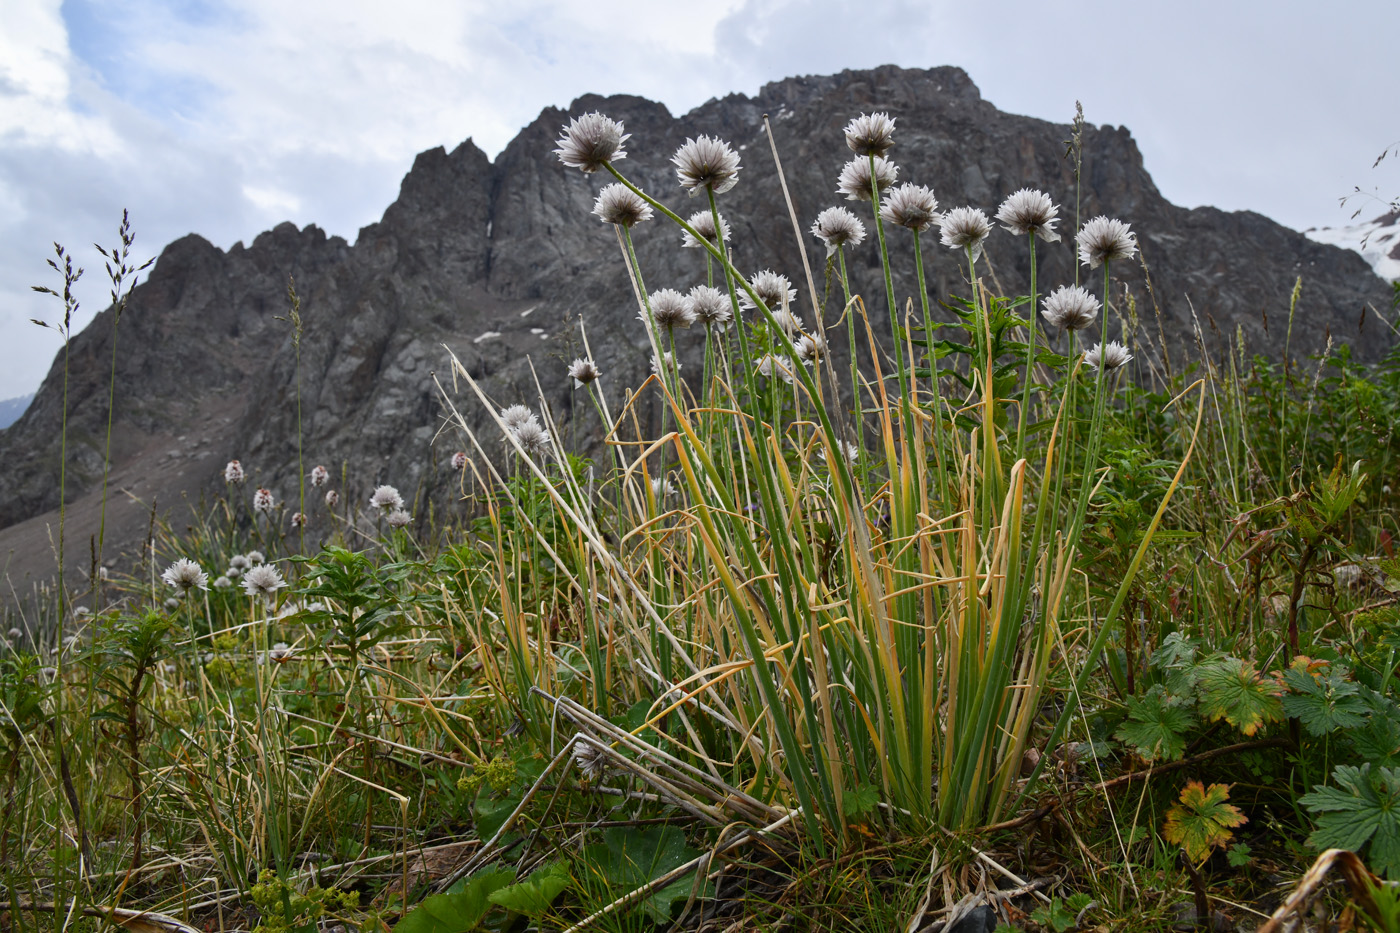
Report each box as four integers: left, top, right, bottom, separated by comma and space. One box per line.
439, 108, 1203, 840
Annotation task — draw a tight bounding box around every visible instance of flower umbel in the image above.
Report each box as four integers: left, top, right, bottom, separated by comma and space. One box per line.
162, 558, 208, 594
756, 354, 796, 383
1085, 340, 1134, 372
309, 464, 329, 487
739, 270, 797, 313
687, 285, 731, 329
511, 421, 552, 459
370, 485, 404, 512
995, 189, 1061, 242
501, 405, 538, 432
811, 206, 866, 255
1077, 216, 1138, 268
224, 460, 245, 484
647, 288, 696, 331
837, 156, 899, 202
1040, 285, 1101, 331
844, 112, 896, 157
883, 183, 940, 232
554, 112, 628, 173
672, 136, 741, 195
592, 183, 652, 227
681, 211, 731, 249
242, 564, 286, 602
252, 488, 275, 514
451, 451, 468, 470
938, 207, 992, 262
568, 359, 599, 387
386, 510, 413, 529
651, 351, 680, 376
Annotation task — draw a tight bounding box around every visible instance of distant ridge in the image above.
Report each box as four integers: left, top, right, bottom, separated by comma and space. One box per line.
0, 394, 31, 431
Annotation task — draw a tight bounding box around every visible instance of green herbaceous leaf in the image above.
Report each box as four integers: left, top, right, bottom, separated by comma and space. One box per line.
578, 826, 709, 923
1116, 685, 1195, 761
395, 868, 514, 933
1226, 843, 1253, 868
488, 862, 570, 917
842, 783, 880, 819
1164, 781, 1247, 863
1281, 664, 1368, 736
1197, 658, 1283, 736
1151, 632, 1200, 671
1350, 687, 1400, 767
1300, 765, 1400, 879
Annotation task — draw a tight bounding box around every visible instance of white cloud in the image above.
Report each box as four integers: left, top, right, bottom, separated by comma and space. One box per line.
1, 0, 1396, 400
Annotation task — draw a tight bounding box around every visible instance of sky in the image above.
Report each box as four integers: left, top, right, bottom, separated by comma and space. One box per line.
1, 0, 1396, 400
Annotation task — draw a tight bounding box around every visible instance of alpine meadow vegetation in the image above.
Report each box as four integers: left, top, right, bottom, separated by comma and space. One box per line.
5, 104, 1400, 933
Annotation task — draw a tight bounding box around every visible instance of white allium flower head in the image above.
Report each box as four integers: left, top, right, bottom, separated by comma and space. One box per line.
756, 354, 796, 384
225, 566, 242, 580
163, 597, 180, 612
1040, 285, 1101, 332
268, 642, 296, 663
687, 285, 732, 329
651, 351, 680, 376
819, 439, 861, 464
796, 333, 827, 364
451, 451, 469, 470
568, 359, 599, 388
241, 564, 285, 601
572, 739, 610, 782
224, 460, 245, 484
681, 210, 732, 249
1077, 216, 1138, 269
883, 184, 940, 232
246, 551, 265, 564
386, 509, 413, 529
837, 156, 899, 202
739, 270, 798, 314
938, 207, 993, 262
647, 288, 696, 331
162, 558, 208, 594
511, 420, 552, 459
1084, 340, 1134, 373
500, 404, 538, 433
230, 554, 252, 571
290, 512, 308, 528
592, 183, 653, 227
213, 576, 232, 590
370, 485, 404, 512
672, 136, 741, 195
252, 488, 275, 514
844, 112, 896, 157
7, 628, 21, 640
768, 307, 803, 337
310, 464, 329, 488
554, 112, 629, 173
324, 489, 340, 508
996, 189, 1061, 242
651, 476, 676, 499
811, 206, 866, 255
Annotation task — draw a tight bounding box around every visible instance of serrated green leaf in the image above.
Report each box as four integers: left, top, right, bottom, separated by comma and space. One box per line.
1115, 686, 1194, 761
1197, 658, 1283, 736
842, 784, 879, 818
1281, 664, 1368, 736
1300, 764, 1400, 878
395, 868, 514, 933
1164, 781, 1248, 863
488, 862, 570, 917
1151, 632, 1199, 670
1226, 843, 1253, 868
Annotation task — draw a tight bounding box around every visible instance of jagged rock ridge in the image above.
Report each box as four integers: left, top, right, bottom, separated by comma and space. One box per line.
0, 65, 1392, 576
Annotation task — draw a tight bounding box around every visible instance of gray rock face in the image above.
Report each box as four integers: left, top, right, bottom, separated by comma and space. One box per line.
0, 64, 1392, 544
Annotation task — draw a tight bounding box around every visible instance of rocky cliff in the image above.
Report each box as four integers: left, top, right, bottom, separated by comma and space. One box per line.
1, 65, 1393, 579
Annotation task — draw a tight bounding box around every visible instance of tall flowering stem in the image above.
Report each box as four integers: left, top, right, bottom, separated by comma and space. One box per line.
1015, 233, 1038, 463
909, 229, 948, 503
866, 154, 911, 431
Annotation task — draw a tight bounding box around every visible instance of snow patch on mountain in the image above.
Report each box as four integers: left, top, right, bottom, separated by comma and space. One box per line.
1305, 211, 1400, 282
